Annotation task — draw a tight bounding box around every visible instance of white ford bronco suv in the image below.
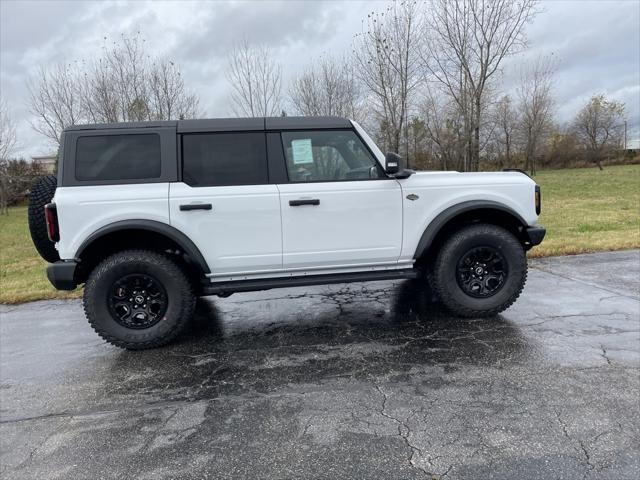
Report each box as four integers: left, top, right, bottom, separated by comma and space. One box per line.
28, 116, 544, 349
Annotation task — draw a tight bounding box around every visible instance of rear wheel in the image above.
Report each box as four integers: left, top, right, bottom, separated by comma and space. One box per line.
83, 250, 196, 350
432, 224, 527, 317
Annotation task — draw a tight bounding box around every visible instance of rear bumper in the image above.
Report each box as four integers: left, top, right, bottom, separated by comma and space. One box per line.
47, 261, 78, 290
525, 226, 546, 247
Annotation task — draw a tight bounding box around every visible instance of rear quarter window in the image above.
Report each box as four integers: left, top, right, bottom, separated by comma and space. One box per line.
75, 134, 161, 181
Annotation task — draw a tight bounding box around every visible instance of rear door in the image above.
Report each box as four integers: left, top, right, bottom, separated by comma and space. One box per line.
169, 131, 282, 277
277, 129, 403, 270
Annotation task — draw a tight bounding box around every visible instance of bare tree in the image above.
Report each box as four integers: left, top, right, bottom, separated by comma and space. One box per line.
29, 33, 199, 147
227, 40, 282, 117
420, 87, 467, 170
573, 94, 625, 170
0, 159, 45, 214
423, 0, 539, 170
0, 100, 18, 161
290, 56, 362, 120
149, 60, 199, 121
0, 106, 45, 214
29, 63, 83, 145
492, 94, 518, 167
354, 1, 422, 158
518, 56, 554, 175
0, 100, 19, 214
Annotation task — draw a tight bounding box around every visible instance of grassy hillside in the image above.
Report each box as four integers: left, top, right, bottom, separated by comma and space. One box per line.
1, 164, 638, 304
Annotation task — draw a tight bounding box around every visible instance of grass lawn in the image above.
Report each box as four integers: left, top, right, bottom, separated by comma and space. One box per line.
0, 205, 81, 304
530, 164, 640, 258
1, 164, 638, 304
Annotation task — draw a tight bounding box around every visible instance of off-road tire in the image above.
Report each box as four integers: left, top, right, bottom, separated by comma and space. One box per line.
83, 250, 196, 350
432, 224, 527, 318
28, 174, 60, 263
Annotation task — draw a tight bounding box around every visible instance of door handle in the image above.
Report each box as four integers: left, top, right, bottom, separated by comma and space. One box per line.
289, 199, 320, 206
180, 203, 212, 211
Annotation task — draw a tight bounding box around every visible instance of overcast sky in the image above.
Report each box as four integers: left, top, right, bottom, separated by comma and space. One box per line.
1, 0, 639, 158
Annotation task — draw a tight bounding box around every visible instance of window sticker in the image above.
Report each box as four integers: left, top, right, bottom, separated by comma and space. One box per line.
291, 139, 314, 165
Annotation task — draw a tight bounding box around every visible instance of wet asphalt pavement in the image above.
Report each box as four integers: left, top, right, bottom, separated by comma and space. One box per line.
1, 250, 639, 480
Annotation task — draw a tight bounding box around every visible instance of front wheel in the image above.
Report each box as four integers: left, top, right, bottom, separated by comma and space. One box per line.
83, 250, 196, 349
432, 224, 527, 317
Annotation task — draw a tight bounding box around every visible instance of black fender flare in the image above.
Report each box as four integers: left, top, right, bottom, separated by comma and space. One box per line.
413, 201, 528, 259
75, 219, 210, 274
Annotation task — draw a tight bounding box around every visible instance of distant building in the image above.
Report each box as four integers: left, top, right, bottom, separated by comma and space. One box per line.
31, 155, 57, 174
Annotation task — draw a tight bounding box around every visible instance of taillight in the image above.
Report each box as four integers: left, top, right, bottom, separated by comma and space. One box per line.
535, 185, 541, 215
44, 203, 60, 242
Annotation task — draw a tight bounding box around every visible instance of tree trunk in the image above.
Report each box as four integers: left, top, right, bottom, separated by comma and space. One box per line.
473, 125, 480, 171
472, 98, 481, 171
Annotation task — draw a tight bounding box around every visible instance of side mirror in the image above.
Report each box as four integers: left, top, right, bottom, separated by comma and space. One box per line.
385, 152, 402, 174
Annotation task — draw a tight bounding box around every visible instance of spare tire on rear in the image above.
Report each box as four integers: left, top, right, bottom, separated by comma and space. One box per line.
28, 174, 60, 263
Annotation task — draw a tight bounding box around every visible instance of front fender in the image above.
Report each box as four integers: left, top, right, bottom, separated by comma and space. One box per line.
412, 200, 529, 259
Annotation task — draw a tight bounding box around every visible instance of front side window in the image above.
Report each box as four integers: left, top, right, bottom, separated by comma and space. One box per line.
281, 130, 382, 182
182, 132, 268, 187
75, 134, 161, 181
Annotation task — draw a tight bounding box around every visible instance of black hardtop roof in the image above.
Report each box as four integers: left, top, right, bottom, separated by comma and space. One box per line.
65, 116, 351, 133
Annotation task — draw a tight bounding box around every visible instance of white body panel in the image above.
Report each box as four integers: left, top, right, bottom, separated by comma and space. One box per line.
277, 180, 404, 270
54, 183, 170, 260
397, 171, 538, 262
169, 182, 282, 276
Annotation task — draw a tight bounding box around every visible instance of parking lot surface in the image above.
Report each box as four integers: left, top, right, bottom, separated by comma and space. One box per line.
1, 250, 639, 479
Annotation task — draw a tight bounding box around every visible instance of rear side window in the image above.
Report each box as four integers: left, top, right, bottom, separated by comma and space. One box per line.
182, 133, 268, 187
75, 134, 161, 181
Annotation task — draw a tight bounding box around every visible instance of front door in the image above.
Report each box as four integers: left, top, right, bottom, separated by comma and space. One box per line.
277, 129, 403, 271
169, 131, 281, 277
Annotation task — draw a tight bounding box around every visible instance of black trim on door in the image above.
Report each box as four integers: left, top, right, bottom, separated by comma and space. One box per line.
179, 203, 212, 211
289, 199, 320, 206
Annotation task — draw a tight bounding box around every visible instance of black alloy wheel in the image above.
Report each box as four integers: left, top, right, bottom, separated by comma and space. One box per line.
108, 273, 168, 329
455, 246, 508, 298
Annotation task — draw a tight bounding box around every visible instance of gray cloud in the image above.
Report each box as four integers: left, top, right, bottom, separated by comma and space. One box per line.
1, 0, 638, 158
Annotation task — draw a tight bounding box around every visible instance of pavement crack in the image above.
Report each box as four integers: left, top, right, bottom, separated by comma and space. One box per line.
578, 439, 595, 475
374, 385, 433, 478
600, 345, 613, 365
554, 409, 595, 477
140, 407, 180, 452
